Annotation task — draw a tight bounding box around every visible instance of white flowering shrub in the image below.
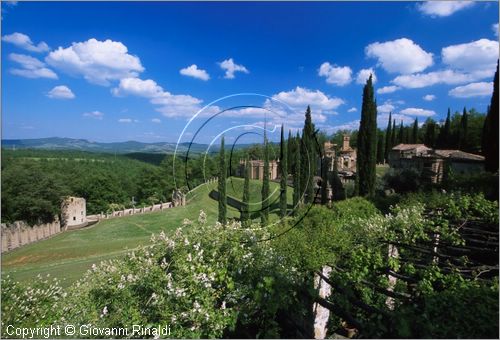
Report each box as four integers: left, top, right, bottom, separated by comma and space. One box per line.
1, 211, 304, 338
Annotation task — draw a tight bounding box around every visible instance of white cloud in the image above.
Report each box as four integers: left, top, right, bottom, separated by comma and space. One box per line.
47, 85, 75, 99
180, 64, 210, 81
356, 68, 377, 84
423, 94, 436, 101
218, 58, 249, 79
111, 77, 207, 118
83, 111, 104, 120
318, 62, 352, 86
328, 120, 360, 133
365, 38, 433, 74
112, 77, 163, 98
46, 38, 144, 86
377, 103, 395, 114
118, 118, 139, 123
151, 118, 161, 123
271, 86, 344, 114
493, 23, 499, 38
392, 69, 483, 88
442, 39, 498, 74
9, 53, 57, 79
2, 32, 49, 52
400, 107, 436, 117
348, 107, 357, 112
449, 82, 493, 98
417, 1, 474, 17
377, 85, 400, 94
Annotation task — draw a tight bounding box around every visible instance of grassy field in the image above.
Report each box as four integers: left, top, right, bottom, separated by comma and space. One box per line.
2, 178, 291, 286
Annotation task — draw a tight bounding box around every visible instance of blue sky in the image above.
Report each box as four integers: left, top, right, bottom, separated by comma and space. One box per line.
2, 1, 499, 145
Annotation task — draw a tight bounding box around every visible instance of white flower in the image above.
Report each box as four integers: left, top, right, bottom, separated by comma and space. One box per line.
221, 301, 226, 310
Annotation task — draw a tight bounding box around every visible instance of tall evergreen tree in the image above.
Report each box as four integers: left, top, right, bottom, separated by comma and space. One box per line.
293, 134, 301, 210
397, 120, 404, 144
241, 158, 250, 225
391, 120, 397, 147
484, 61, 499, 172
412, 118, 419, 143
377, 130, 385, 164
218, 136, 227, 225
424, 118, 437, 148
279, 125, 288, 218
261, 129, 270, 225
459, 107, 469, 150
287, 129, 293, 175
301, 106, 317, 203
355, 75, 378, 197
384, 112, 392, 162
438, 108, 451, 148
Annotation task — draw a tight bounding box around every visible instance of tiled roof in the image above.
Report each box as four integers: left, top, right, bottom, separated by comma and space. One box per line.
392, 144, 431, 151
434, 149, 485, 161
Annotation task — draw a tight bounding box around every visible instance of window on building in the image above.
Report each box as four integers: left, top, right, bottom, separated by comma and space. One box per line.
73, 217, 76, 221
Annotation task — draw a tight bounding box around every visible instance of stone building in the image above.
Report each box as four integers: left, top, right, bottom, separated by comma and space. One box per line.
388, 144, 485, 183
237, 159, 279, 180
322, 135, 357, 173
61, 196, 86, 227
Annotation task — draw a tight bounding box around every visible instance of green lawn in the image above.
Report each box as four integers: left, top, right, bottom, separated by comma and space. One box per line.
2, 178, 292, 286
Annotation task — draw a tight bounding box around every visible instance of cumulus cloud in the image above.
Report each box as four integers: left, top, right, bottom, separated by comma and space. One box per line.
318, 62, 352, 86
377, 85, 400, 94
348, 107, 357, 112
2, 32, 49, 52
400, 107, 436, 117
423, 94, 436, 101
271, 86, 344, 114
9, 53, 57, 79
83, 111, 104, 120
112, 77, 163, 98
392, 69, 481, 88
377, 103, 395, 114
442, 39, 498, 74
365, 38, 433, 74
327, 120, 360, 133
378, 113, 415, 127
179, 64, 210, 81
151, 118, 161, 123
118, 118, 139, 123
493, 23, 499, 38
449, 82, 493, 98
417, 1, 474, 17
112, 77, 206, 118
46, 38, 144, 85
218, 58, 249, 79
356, 68, 377, 84
47, 85, 75, 99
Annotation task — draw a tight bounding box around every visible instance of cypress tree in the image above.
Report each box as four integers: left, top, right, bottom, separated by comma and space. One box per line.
241, 158, 250, 225
293, 134, 301, 210
439, 109, 451, 148
355, 74, 378, 197
377, 130, 385, 164
287, 129, 293, 175
484, 61, 499, 172
412, 118, 419, 143
391, 120, 397, 147
459, 107, 469, 151
261, 129, 270, 225
301, 106, 317, 203
397, 120, 404, 144
279, 125, 288, 218
218, 136, 227, 225
384, 112, 392, 162
424, 118, 437, 148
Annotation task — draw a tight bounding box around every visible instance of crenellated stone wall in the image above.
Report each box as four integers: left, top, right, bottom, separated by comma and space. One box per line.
1, 219, 61, 253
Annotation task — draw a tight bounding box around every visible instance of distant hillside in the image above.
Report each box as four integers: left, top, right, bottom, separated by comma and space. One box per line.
2, 137, 209, 154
